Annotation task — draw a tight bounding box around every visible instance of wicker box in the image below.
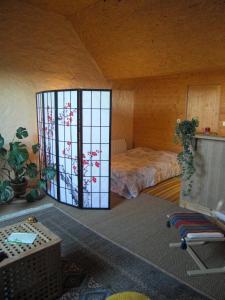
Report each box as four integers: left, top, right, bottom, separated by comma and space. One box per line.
0, 221, 62, 300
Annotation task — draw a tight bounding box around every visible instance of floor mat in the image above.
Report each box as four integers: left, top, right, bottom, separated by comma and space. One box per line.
0, 206, 208, 300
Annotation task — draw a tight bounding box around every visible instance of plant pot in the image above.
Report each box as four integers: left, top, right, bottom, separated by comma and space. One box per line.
10, 179, 28, 197
26, 189, 45, 202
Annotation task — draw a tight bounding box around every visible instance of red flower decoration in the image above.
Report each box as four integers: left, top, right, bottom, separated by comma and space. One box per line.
92, 152, 97, 156
70, 112, 74, 116
92, 177, 97, 183
67, 141, 72, 146
95, 161, 100, 168
66, 122, 70, 126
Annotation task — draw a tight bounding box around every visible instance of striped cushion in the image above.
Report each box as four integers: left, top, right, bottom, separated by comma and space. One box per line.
168, 212, 224, 239
168, 212, 210, 228
179, 223, 224, 239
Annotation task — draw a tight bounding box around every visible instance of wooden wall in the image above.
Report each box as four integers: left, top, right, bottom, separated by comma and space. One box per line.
187, 85, 221, 133
0, 0, 134, 150
133, 70, 225, 152
112, 90, 134, 149
0, 0, 106, 146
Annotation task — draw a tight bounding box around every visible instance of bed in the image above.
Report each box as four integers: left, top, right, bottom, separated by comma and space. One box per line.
111, 141, 181, 199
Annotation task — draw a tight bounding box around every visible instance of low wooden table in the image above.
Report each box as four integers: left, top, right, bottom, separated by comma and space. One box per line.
0, 221, 62, 299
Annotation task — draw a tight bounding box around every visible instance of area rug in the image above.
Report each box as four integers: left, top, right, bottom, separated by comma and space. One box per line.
0, 206, 209, 300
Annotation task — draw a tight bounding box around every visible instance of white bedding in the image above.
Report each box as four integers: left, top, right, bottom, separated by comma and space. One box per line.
111, 147, 181, 199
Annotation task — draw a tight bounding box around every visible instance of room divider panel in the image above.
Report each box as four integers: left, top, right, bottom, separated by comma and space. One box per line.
36, 89, 112, 209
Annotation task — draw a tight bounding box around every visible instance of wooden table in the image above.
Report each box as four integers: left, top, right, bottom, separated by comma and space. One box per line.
0, 221, 62, 300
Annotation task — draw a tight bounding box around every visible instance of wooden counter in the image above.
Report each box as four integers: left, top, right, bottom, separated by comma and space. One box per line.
180, 134, 225, 214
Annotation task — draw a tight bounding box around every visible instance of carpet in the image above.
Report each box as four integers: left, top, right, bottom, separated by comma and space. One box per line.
143, 177, 181, 203
0, 206, 208, 300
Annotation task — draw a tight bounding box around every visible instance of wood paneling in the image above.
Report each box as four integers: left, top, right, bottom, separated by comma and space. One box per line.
182, 136, 225, 211
134, 77, 186, 152
187, 85, 221, 133
0, 1, 134, 149
0, 0, 106, 146
133, 70, 225, 152
112, 90, 134, 149
70, 0, 225, 79
22, 0, 98, 16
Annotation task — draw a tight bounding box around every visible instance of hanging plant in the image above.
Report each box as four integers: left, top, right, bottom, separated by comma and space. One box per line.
174, 118, 199, 195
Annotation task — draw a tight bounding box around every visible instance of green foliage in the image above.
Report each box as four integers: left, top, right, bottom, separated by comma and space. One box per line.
8, 143, 29, 174
38, 179, 46, 190
16, 127, 28, 139
0, 148, 7, 158
0, 127, 55, 203
32, 143, 40, 154
0, 181, 14, 203
25, 188, 42, 202
26, 163, 38, 178
42, 166, 56, 181
175, 118, 199, 195
0, 134, 4, 149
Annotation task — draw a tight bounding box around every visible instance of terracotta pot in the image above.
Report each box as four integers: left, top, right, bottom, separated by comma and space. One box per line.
10, 179, 28, 197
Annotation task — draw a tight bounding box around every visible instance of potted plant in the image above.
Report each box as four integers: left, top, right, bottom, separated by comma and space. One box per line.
174, 118, 199, 195
0, 127, 55, 203
0, 181, 14, 204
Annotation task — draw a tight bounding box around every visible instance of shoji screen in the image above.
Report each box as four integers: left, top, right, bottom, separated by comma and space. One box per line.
36, 89, 111, 209
57, 90, 79, 206
82, 91, 111, 208
37, 92, 58, 199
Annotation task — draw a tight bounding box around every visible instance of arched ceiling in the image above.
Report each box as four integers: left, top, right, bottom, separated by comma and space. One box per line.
23, 0, 225, 80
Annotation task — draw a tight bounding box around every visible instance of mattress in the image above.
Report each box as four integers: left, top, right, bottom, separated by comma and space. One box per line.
111, 147, 181, 199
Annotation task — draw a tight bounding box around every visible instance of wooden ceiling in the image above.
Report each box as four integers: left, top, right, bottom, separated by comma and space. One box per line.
23, 0, 225, 80
23, 0, 99, 16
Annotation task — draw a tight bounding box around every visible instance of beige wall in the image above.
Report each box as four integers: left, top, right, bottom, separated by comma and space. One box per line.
0, 1, 134, 149
134, 70, 225, 152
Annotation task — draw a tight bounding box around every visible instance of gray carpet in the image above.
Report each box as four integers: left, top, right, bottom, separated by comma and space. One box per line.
47, 193, 225, 300
1, 192, 225, 299
0, 206, 208, 300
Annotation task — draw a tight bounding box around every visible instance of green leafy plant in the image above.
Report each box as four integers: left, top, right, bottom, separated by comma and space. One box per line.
0, 181, 14, 203
0, 127, 55, 203
174, 118, 199, 195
